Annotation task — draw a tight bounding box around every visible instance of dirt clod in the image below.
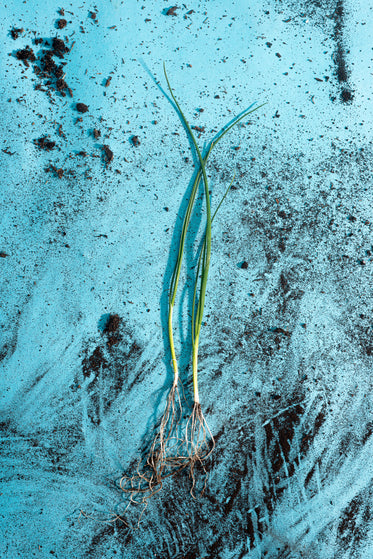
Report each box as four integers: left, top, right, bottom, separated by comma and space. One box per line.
104, 314, 121, 334
57, 19, 67, 29
165, 6, 178, 16
34, 137, 56, 151
76, 103, 89, 113
11, 28, 24, 40
52, 37, 69, 56
341, 89, 354, 103
103, 145, 114, 165
16, 46, 36, 63
131, 135, 140, 147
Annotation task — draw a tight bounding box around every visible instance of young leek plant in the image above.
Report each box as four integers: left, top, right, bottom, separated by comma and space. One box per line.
120, 65, 265, 514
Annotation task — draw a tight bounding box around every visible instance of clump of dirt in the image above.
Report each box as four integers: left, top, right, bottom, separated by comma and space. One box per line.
82, 346, 108, 377
48, 165, 64, 178
15, 34, 73, 97
16, 46, 36, 66
341, 88, 354, 103
11, 27, 24, 40
165, 6, 178, 16
103, 145, 114, 165
76, 103, 89, 113
34, 136, 56, 151
104, 314, 121, 334
131, 135, 140, 147
57, 19, 67, 29
103, 314, 121, 348
52, 37, 69, 56
93, 128, 101, 139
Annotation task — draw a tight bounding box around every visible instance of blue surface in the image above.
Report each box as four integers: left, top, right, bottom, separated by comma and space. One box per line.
1, 0, 373, 557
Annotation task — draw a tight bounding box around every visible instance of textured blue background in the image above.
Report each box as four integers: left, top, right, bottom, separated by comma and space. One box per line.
1, 0, 373, 557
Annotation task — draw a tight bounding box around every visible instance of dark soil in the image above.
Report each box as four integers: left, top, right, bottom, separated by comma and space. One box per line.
15, 34, 73, 97
341, 88, 354, 103
331, 0, 353, 104
165, 6, 178, 16
11, 27, 24, 40
103, 145, 114, 165
16, 46, 36, 64
191, 125, 205, 134
104, 314, 121, 334
82, 346, 108, 377
49, 165, 64, 178
76, 103, 89, 113
34, 137, 56, 151
57, 19, 67, 29
52, 37, 69, 57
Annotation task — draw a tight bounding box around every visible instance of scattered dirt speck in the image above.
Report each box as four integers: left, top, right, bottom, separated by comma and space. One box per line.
49, 165, 64, 178
165, 6, 178, 16
82, 346, 107, 377
103, 145, 114, 165
131, 135, 140, 147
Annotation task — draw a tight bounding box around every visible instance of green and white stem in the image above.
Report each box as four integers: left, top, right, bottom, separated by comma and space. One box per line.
164, 63, 265, 405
